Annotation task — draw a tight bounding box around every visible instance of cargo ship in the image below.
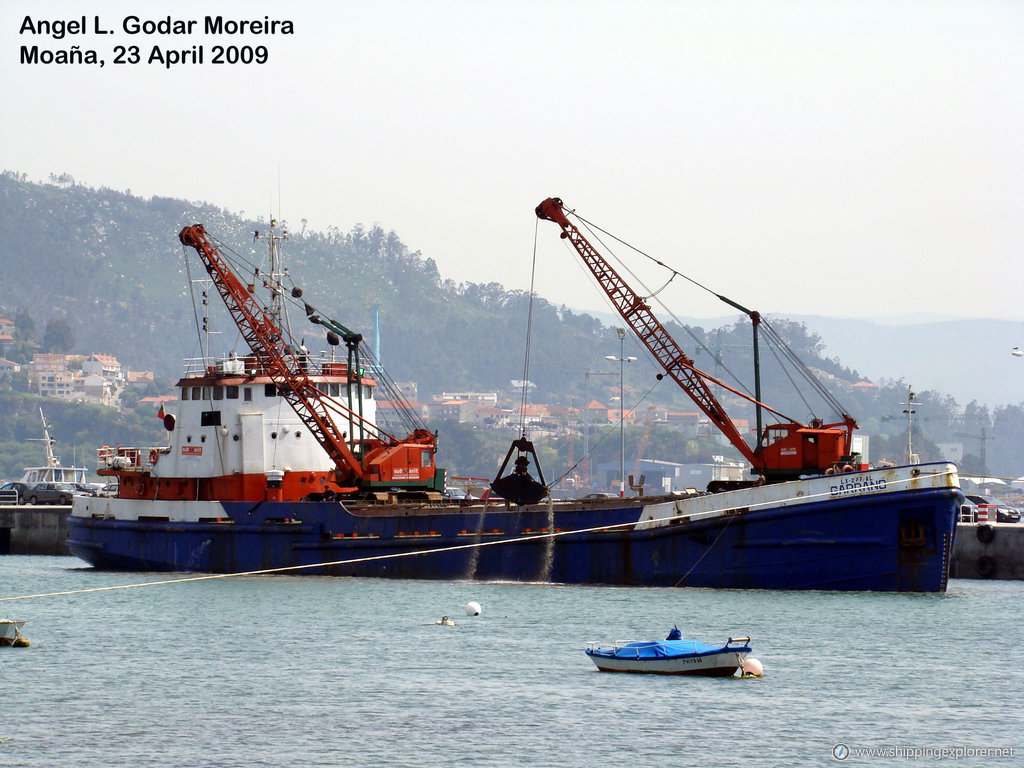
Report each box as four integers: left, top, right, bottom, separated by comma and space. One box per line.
68, 203, 962, 591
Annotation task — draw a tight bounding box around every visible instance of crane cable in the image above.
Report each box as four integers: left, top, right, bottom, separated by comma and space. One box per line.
570, 214, 758, 405
551, 375, 664, 488
190, 229, 426, 443
566, 206, 853, 424
515, 221, 541, 438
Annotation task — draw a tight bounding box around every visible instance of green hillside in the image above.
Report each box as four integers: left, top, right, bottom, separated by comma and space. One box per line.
2, 172, 1021, 481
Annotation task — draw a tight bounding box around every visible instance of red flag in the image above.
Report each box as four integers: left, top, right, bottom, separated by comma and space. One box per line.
157, 404, 165, 419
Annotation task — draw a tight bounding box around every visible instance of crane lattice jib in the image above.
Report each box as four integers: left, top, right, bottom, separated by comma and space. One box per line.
535, 199, 758, 467
178, 224, 364, 483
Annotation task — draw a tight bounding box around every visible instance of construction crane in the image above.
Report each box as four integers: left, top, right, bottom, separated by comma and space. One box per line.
178, 224, 442, 495
536, 197, 859, 482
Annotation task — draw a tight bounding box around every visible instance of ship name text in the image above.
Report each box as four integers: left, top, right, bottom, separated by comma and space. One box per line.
830, 476, 887, 499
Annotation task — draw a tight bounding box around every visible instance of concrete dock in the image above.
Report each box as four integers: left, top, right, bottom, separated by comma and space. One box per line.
950, 522, 1023, 580
0, 504, 71, 556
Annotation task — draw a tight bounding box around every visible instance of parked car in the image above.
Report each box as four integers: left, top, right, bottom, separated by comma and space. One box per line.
965, 494, 1021, 524
442, 487, 476, 500
26, 482, 77, 505
0, 481, 33, 504
97, 482, 119, 497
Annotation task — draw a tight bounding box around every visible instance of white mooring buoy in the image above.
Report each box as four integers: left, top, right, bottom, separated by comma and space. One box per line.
465, 601, 481, 616
741, 657, 763, 677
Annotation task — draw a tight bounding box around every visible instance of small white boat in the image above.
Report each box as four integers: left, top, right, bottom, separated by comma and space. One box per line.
19, 408, 87, 486
0, 620, 29, 647
586, 628, 755, 676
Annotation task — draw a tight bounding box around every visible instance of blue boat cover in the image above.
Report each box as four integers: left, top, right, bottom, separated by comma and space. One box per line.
590, 639, 750, 659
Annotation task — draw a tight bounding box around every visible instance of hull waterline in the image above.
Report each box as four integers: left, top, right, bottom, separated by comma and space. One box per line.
69, 463, 961, 592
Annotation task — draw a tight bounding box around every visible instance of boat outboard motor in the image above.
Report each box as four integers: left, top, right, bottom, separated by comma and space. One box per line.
666, 626, 682, 640
490, 437, 548, 506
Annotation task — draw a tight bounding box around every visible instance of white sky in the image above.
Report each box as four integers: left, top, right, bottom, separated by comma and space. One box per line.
3, 0, 1022, 320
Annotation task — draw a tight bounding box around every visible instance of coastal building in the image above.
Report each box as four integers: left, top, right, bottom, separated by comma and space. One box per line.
0, 317, 13, 353
440, 391, 498, 405
126, 370, 155, 387
81, 354, 124, 383
29, 353, 73, 398
74, 372, 116, 406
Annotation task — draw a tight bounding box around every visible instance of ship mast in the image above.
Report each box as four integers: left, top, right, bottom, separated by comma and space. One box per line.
30, 407, 59, 469
255, 219, 291, 337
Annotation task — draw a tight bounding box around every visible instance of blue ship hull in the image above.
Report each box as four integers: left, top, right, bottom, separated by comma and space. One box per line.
68, 465, 961, 592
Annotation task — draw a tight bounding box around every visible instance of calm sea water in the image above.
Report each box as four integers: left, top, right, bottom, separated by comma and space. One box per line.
2, 556, 1022, 767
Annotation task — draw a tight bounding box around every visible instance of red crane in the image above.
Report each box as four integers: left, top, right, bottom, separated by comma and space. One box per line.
178, 224, 442, 495
535, 198, 858, 481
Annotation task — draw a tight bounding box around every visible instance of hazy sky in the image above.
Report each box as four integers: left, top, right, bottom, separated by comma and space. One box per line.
3, 0, 1022, 321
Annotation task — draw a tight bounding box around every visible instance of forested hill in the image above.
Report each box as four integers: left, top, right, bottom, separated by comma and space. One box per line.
5, 173, 1024, 476
0, 172, 918, 421
1, 172, 617, 397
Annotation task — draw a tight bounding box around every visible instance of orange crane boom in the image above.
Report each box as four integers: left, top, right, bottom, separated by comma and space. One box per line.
179, 224, 441, 493
535, 198, 858, 480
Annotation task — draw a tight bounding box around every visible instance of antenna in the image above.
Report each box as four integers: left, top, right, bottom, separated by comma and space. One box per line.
899, 385, 921, 464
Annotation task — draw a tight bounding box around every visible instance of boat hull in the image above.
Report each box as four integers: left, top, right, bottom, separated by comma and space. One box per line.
67, 463, 961, 592
1, 620, 27, 646
585, 640, 750, 675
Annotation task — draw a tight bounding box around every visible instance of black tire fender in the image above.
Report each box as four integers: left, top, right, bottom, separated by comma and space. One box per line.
977, 524, 996, 544
976, 555, 997, 579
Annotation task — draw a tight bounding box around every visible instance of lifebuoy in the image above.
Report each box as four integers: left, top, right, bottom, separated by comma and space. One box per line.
976, 555, 997, 579
149, 449, 159, 465
842, 465, 854, 472
977, 524, 996, 544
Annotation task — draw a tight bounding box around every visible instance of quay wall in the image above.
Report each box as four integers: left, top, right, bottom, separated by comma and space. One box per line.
0, 505, 71, 556
950, 522, 1024, 581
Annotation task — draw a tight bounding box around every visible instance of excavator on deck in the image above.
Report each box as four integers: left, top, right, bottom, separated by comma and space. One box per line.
178, 224, 444, 498
535, 197, 860, 484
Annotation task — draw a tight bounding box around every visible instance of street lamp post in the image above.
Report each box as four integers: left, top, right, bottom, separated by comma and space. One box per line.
605, 328, 637, 497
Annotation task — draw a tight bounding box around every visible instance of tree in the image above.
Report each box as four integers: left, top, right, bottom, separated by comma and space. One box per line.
43, 318, 75, 353
14, 308, 35, 342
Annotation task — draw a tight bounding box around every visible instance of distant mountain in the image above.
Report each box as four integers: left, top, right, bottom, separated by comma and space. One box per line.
790, 315, 1023, 410
578, 308, 1023, 409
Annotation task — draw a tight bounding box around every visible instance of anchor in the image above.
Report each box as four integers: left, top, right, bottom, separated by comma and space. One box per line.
490, 436, 548, 505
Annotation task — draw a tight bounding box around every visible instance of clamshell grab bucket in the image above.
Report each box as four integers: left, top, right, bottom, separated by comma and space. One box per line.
490, 437, 548, 505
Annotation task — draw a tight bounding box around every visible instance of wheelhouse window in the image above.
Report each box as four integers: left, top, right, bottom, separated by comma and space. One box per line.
201, 410, 222, 427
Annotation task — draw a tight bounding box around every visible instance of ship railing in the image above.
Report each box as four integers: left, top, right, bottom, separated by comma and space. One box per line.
181, 353, 374, 382
97, 445, 167, 471
959, 503, 996, 524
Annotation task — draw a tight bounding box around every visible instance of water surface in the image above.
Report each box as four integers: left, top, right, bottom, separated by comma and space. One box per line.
2, 557, 1021, 766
